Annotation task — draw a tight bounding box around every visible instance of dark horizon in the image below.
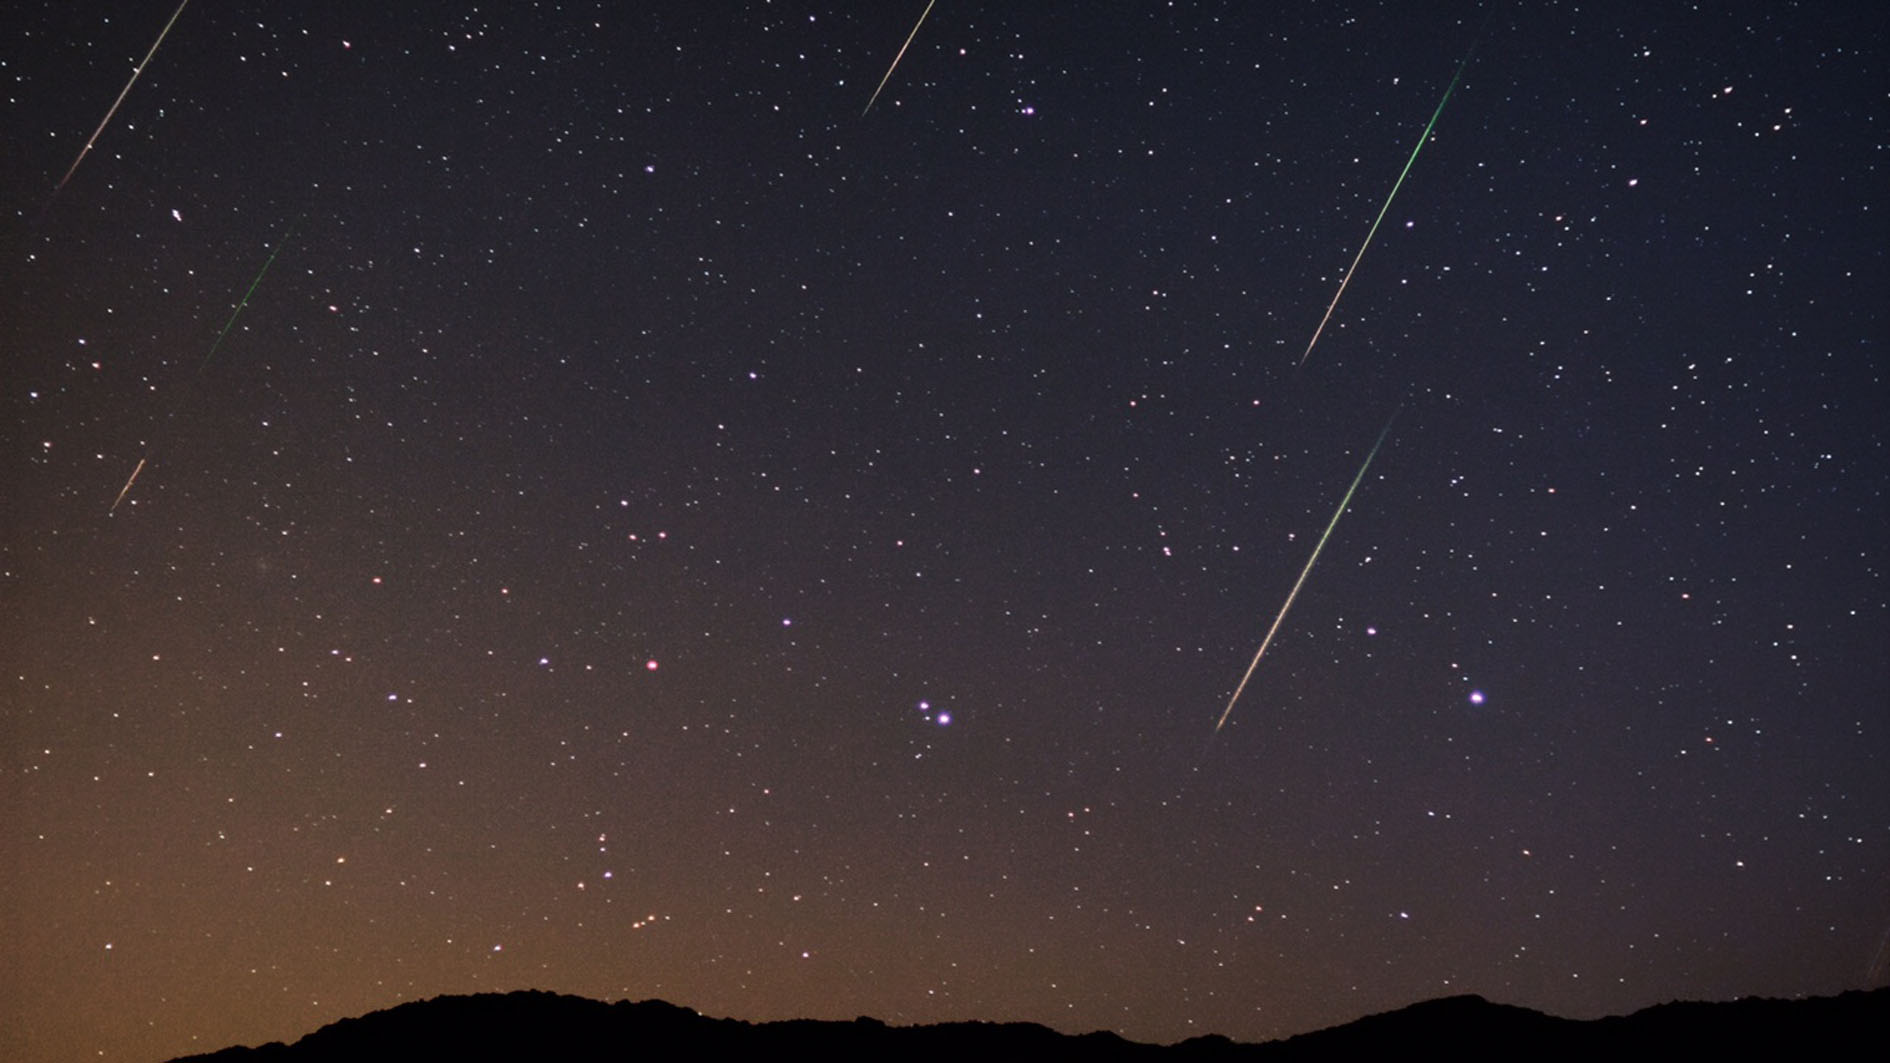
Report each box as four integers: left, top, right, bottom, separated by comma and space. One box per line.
164, 987, 1890, 1062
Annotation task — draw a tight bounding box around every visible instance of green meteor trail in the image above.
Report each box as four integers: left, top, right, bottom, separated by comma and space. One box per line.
191, 217, 300, 377
109, 219, 298, 514
1299, 50, 1474, 367
1214, 411, 1398, 733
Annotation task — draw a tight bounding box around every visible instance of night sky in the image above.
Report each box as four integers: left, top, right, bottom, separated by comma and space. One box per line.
4, 3, 1887, 1060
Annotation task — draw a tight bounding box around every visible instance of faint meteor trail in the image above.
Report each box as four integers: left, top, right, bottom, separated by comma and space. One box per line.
863, 0, 938, 116
107, 458, 147, 515
109, 218, 299, 514
1214, 411, 1399, 733
1298, 49, 1476, 367
189, 216, 299, 375
55, 0, 193, 194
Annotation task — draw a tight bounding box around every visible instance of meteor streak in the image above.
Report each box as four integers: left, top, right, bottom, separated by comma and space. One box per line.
108, 458, 147, 515
192, 216, 299, 376
1299, 50, 1474, 367
863, 0, 938, 116
107, 218, 298, 514
1214, 411, 1398, 733
55, 0, 193, 194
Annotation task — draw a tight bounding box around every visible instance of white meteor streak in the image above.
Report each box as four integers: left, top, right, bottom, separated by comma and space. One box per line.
1215, 412, 1398, 733
56, 0, 193, 193
863, 0, 938, 116
108, 457, 147, 515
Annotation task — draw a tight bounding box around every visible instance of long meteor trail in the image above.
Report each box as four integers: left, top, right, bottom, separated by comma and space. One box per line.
1214, 411, 1399, 733
1299, 51, 1474, 367
109, 219, 298, 515
56, 0, 193, 194
863, 0, 938, 116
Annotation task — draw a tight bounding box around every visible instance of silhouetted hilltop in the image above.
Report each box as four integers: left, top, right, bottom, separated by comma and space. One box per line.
169, 993, 1165, 1063
169, 986, 1888, 1062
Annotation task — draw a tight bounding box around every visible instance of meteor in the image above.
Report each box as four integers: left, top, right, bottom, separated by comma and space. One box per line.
55, 0, 193, 194
107, 458, 147, 516
1298, 50, 1475, 367
107, 218, 298, 514
863, 0, 938, 116
1214, 411, 1398, 733
191, 216, 299, 375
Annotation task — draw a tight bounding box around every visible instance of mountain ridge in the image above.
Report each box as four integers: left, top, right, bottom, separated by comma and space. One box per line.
169, 985, 1888, 1061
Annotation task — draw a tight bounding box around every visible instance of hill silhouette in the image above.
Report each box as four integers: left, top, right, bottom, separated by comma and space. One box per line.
170, 986, 1887, 1062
